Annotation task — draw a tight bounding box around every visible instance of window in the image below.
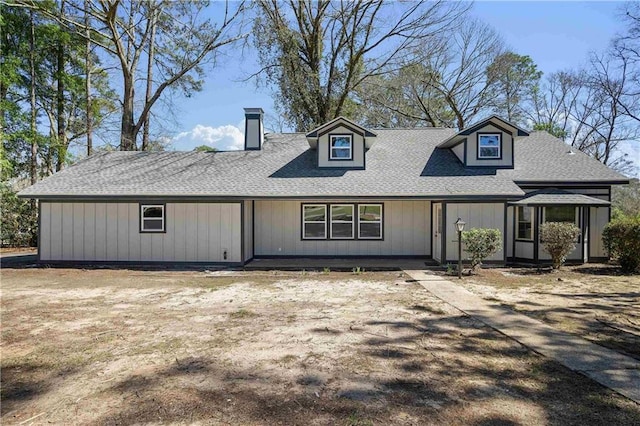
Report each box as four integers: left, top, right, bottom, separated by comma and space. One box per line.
435, 205, 442, 236
303, 204, 327, 239
358, 204, 382, 239
302, 203, 384, 240
330, 135, 352, 160
140, 204, 165, 232
516, 206, 533, 240
478, 133, 501, 159
330, 204, 354, 239
544, 206, 577, 224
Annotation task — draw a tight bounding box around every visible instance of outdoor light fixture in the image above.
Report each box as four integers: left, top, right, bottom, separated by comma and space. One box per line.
455, 218, 465, 279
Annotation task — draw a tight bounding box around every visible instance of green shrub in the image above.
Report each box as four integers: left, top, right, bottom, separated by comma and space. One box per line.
461, 228, 502, 271
602, 217, 640, 273
539, 222, 581, 269
0, 183, 37, 247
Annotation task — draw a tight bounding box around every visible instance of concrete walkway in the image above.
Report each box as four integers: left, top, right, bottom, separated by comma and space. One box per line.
403, 269, 640, 404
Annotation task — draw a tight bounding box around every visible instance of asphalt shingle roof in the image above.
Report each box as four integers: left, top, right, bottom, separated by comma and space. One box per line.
510, 188, 610, 206
18, 129, 627, 200
505, 131, 628, 183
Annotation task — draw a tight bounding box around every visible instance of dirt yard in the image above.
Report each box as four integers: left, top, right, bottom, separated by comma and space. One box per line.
460, 265, 640, 361
2, 266, 639, 425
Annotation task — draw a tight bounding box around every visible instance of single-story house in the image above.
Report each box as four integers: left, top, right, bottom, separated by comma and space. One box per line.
18, 108, 628, 265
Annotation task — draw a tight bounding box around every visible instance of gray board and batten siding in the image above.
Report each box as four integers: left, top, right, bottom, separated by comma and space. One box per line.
443, 202, 507, 263
254, 200, 432, 257
39, 201, 243, 263
22, 110, 627, 266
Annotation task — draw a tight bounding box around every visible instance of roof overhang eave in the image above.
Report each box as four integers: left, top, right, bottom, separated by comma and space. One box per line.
21, 192, 525, 201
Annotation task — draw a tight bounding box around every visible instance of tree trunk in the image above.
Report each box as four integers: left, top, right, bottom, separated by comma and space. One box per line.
29, 10, 38, 185
119, 6, 136, 151
85, 0, 93, 156
56, 0, 67, 172
142, 8, 156, 151
120, 76, 136, 151
141, 9, 156, 151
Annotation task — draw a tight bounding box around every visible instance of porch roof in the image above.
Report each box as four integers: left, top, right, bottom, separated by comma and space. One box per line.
510, 188, 610, 206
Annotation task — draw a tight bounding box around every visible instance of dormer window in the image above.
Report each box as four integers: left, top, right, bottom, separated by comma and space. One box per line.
330, 135, 353, 160
478, 133, 501, 159
305, 117, 376, 169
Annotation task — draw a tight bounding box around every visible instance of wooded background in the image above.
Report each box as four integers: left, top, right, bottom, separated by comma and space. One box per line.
1, 0, 639, 246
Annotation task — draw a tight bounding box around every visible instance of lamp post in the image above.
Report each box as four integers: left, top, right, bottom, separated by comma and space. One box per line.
455, 218, 466, 279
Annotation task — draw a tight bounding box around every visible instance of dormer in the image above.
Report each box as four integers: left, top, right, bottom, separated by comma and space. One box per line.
437, 116, 529, 169
306, 117, 377, 169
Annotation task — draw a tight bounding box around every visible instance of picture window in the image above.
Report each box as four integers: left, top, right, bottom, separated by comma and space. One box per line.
544, 206, 577, 224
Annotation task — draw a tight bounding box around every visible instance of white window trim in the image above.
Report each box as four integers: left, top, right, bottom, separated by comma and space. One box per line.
329, 135, 352, 160
140, 204, 165, 232
358, 204, 383, 240
330, 204, 354, 239
542, 206, 579, 225
516, 206, 533, 241
302, 204, 327, 240
478, 133, 501, 159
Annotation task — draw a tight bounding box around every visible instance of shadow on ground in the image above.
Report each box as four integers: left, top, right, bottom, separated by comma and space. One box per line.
11, 314, 632, 425
2, 270, 639, 425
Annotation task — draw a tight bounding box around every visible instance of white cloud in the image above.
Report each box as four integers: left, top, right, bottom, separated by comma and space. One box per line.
172, 123, 244, 151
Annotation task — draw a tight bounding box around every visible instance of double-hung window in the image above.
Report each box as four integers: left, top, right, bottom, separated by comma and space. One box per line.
478, 134, 501, 159
330, 204, 354, 239
303, 204, 327, 239
516, 206, 533, 240
358, 204, 382, 239
302, 203, 384, 240
330, 135, 352, 160
140, 204, 165, 232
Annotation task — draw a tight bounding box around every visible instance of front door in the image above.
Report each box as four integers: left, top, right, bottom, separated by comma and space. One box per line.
433, 203, 442, 262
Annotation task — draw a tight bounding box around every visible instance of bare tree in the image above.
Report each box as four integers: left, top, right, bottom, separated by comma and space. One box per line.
357, 18, 506, 130
253, 0, 468, 131
97, 0, 247, 150
11, 0, 248, 151
525, 59, 637, 175
526, 71, 583, 139
611, 2, 640, 123
575, 53, 638, 173
423, 18, 505, 129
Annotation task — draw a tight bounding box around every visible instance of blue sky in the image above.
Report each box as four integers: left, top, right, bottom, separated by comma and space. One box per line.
168, 1, 639, 175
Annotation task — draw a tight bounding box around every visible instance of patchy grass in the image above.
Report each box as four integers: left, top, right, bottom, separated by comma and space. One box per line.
1, 266, 639, 425
460, 264, 640, 359
230, 309, 259, 319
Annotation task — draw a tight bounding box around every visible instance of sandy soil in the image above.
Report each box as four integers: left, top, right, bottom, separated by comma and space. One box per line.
1, 267, 639, 425
0, 247, 36, 254
460, 265, 640, 360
